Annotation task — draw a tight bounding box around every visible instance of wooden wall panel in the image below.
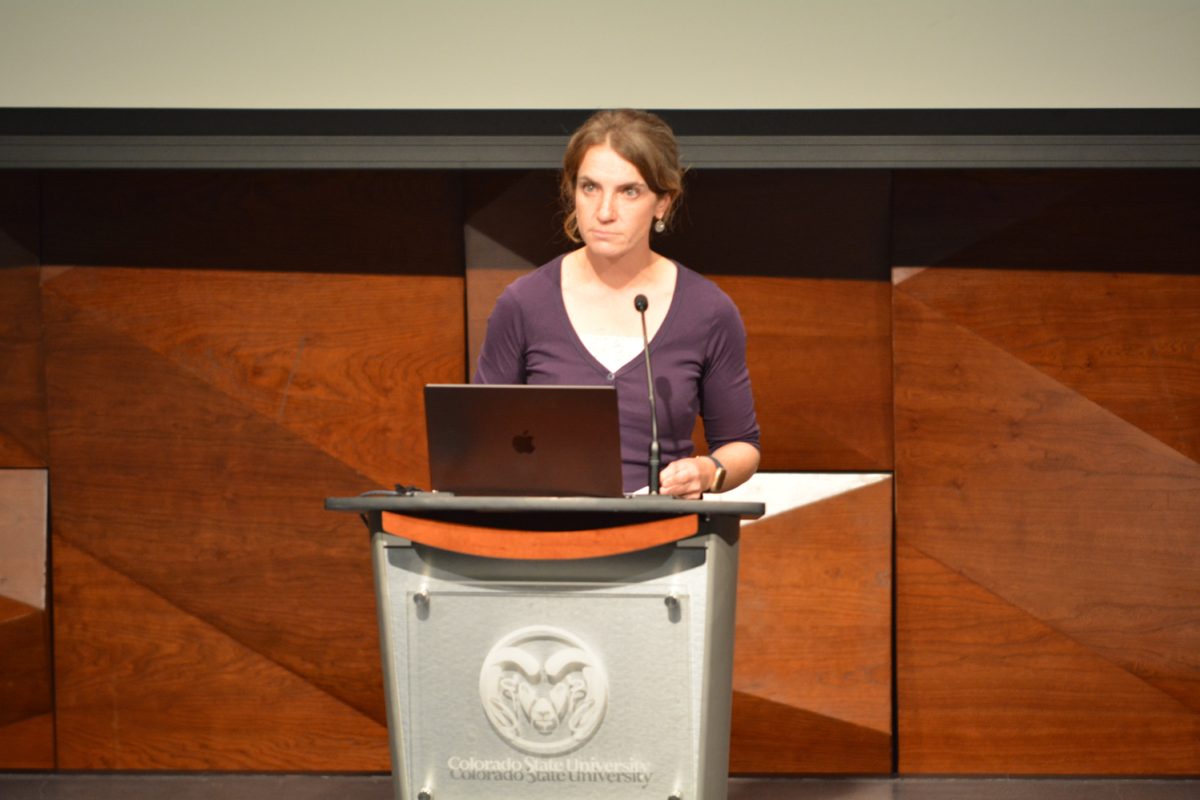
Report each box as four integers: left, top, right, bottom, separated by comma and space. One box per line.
0, 596, 53, 769
464, 170, 894, 471
730, 477, 893, 773
898, 543, 1200, 774
42, 171, 465, 769
712, 276, 892, 470
891, 269, 1200, 463
53, 539, 387, 770
893, 269, 1200, 774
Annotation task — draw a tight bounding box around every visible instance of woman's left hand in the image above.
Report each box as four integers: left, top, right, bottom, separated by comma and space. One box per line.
658, 457, 715, 499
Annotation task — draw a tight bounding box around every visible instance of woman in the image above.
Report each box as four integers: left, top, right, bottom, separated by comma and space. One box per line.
474, 109, 760, 498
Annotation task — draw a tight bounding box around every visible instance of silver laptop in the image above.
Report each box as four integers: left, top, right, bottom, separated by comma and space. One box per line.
424, 384, 624, 497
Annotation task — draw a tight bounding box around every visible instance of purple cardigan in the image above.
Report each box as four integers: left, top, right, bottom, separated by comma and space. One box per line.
474, 256, 760, 493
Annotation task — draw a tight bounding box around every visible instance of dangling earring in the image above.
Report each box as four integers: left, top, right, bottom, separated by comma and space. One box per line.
654, 218, 666, 233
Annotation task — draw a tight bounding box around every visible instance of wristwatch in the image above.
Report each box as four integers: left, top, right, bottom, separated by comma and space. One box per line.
701, 454, 727, 493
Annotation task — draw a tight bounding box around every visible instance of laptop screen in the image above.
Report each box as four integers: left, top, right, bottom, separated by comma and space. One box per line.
424, 384, 624, 497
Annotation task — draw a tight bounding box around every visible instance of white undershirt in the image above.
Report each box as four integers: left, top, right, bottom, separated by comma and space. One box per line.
578, 333, 644, 373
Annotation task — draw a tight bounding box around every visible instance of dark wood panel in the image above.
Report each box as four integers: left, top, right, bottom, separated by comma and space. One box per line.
463, 170, 570, 377
0, 171, 46, 466
892, 170, 1200, 273
715, 276, 893, 470
894, 274, 1200, 773
463, 169, 893, 281
0, 172, 39, 266
731, 478, 893, 773
662, 170, 892, 281
731, 692, 891, 775
53, 539, 388, 770
463, 170, 565, 269
41, 170, 464, 275
898, 544, 1200, 774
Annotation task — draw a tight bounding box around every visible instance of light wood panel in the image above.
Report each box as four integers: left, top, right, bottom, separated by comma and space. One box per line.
894, 271, 1200, 773
731, 478, 893, 773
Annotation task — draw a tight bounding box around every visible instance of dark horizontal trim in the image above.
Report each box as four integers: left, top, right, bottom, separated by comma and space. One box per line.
3, 134, 1199, 169
2, 108, 1200, 137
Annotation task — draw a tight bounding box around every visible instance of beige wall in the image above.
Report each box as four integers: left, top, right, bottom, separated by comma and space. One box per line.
1, 0, 1198, 109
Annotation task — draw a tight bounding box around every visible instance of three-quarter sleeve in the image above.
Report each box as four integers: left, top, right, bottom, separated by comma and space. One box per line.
699, 295, 760, 452
473, 289, 527, 384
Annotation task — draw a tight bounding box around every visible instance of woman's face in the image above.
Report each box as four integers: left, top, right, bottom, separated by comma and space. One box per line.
574, 143, 670, 262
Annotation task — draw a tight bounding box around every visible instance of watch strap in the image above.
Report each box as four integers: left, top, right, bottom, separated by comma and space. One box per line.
701, 454, 727, 492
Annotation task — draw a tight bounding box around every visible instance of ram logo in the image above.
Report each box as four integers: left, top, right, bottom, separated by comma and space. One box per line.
479, 626, 608, 755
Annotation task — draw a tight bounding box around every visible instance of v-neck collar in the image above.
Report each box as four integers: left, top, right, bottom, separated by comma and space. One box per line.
553, 254, 683, 378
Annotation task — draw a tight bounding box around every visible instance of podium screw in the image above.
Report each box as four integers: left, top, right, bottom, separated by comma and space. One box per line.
664, 594, 682, 623
412, 591, 431, 620
417, 790, 432, 800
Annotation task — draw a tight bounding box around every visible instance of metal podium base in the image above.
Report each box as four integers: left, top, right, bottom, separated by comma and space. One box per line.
370, 509, 741, 800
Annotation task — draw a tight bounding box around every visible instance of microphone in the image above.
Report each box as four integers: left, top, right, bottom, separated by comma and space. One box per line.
634, 294, 661, 494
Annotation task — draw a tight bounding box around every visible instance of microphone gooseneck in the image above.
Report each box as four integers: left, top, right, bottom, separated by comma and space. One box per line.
634, 294, 661, 494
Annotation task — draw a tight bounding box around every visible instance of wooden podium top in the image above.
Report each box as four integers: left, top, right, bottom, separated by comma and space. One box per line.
325, 493, 764, 560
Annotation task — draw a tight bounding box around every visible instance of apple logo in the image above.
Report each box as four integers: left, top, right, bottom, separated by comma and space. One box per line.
511, 430, 535, 454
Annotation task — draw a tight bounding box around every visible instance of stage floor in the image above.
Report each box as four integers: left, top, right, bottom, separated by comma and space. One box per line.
1, 774, 1197, 799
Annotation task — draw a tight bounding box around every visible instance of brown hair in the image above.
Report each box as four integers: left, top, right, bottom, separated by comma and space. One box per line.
560, 109, 685, 243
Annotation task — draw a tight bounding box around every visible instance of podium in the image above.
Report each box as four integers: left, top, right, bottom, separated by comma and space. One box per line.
326, 494, 764, 800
